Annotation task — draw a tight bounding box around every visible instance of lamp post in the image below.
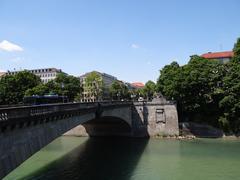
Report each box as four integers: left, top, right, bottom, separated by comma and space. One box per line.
61, 83, 64, 103
117, 91, 120, 101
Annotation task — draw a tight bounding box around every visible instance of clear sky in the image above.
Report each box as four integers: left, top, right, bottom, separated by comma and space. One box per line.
0, 0, 240, 83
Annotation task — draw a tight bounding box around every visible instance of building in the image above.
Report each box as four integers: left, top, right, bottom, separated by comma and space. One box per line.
80, 71, 117, 102
0, 72, 6, 78
201, 51, 234, 63
6, 68, 64, 83
124, 82, 137, 91
131, 82, 145, 89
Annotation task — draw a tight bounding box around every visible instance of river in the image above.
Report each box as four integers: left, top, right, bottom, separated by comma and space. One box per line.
4, 137, 240, 180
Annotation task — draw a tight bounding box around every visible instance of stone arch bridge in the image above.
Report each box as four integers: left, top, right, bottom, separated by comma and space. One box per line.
0, 100, 178, 178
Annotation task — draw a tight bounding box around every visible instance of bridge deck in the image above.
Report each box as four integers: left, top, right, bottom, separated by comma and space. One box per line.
0, 102, 133, 132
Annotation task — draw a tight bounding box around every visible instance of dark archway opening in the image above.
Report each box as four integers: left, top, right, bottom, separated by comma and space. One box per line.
82, 116, 132, 137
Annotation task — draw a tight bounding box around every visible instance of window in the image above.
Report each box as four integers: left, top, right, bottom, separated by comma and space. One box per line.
156, 109, 166, 124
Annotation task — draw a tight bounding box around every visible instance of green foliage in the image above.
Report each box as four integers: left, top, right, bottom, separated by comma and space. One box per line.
219, 61, 240, 133
0, 71, 41, 105
55, 73, 81, 101
157, 56, 225, 127
84, 72, 103, 100
233, 38, 240, 58
25, 83, 49, 96
26, 73, 81, 102
157, 61, 181, 99
140, 81, 156, 100
156, 38, 240, 133
110, 80, 129, 100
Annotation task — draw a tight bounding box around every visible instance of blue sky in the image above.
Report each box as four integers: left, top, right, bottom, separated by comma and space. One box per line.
0, 0, 240, 83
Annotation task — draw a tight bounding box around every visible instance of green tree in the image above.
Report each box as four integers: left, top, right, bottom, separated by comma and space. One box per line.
54, 73, 81, 101
84, 72, 103, 101
25, 83, 49, 96
219, 38, 240, 133
0, 71, 41, 105
157, 61, 181, 99
157, 56, 225, 126
232, 38, 240, 63
110, 80, 129, 100
233, 38, 240, 57
143, 80, 156, 100
25, 73, 81, 102
156, 37, 240, 133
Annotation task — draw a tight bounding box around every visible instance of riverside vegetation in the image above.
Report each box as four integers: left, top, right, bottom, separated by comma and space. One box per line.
157, 38, 240, 135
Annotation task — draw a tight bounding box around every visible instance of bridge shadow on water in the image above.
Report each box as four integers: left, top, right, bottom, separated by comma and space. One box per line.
22, 137, 149, 180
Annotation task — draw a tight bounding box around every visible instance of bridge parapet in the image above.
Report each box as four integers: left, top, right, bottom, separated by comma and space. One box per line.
0, 102, 133, 132
0, 103, 92, 120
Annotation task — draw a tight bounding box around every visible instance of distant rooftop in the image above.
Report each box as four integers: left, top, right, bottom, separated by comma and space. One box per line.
131, 82, 145, 88
79, 71, 117, 80
201, 51, 234, 59
7, 68, 62, 73
0, 72, 6, 77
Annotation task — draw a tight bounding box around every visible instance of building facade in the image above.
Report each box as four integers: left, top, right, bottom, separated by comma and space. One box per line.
79, 71, 117, 102
201, 51, 234, 63
0, 72, 6, 79
6, 68, 64, 83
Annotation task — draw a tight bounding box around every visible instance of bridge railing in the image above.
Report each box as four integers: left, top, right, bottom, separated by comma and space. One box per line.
0, 102, 99, 122
0, 101, 133, 122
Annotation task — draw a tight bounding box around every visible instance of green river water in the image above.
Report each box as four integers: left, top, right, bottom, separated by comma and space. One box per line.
4, 137, 240, 180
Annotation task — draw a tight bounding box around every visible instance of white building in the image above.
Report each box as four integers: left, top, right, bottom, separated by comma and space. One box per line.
0, 72, 6, 79
6, 68, 64, 83
79, 71, 117, 102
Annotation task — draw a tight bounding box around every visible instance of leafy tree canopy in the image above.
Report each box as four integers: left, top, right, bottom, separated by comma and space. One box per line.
0, 71, 41, 105
84, 72, 103, 100
156, 38, 240, 133
110, 80, 129, 100
143, 80, 156, 100
25, 73, 81, 102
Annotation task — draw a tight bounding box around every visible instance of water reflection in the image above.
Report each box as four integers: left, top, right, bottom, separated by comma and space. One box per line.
22, 137, 149, 180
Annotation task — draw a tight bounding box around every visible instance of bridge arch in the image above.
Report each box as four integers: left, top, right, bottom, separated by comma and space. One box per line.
0, 102, 133, 178
81, 116, 132, 137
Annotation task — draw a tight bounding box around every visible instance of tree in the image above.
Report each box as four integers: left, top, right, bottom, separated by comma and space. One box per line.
25, 83, 50, 96
157, 37, 240, 133
25, 73, 81, 102
110, 80, 129, 100
219, 38, 240, 133
84, 72, 103, 101
54, 73, 81, 101
157, 61, 181, 100
156, 56, 225, 126
143, 80, 156, 100
232, 38, 240, 62
0, 71, 41, 105
233, 38, 240, 57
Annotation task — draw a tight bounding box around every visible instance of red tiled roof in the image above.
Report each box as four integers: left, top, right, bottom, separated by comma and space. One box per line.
201, 51, 234, 59
131, 82, 145, 88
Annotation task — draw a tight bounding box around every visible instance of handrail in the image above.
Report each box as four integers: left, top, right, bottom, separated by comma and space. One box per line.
0, 101, 133, 122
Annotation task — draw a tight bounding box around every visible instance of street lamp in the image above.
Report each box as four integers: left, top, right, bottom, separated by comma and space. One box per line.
61, 83, 64, 103
117, 91, 121, 101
